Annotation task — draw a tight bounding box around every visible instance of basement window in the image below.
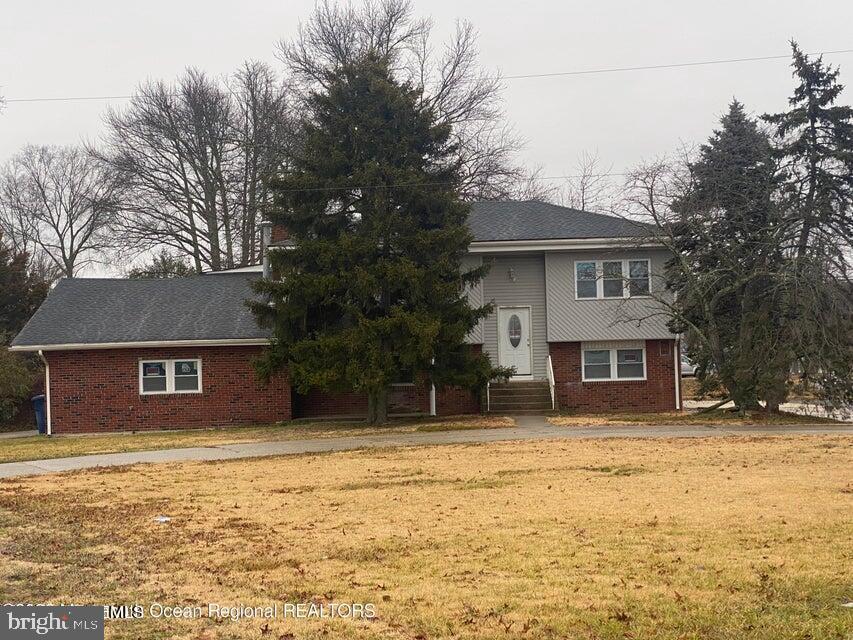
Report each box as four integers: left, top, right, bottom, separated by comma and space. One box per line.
582, 347, 646, 381
139, 359, 202, 395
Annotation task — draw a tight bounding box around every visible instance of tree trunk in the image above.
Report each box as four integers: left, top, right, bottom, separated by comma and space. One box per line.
367, 386, 389, 425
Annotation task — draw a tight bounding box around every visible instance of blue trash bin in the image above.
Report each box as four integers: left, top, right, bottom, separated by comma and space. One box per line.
31, 395, 46, 434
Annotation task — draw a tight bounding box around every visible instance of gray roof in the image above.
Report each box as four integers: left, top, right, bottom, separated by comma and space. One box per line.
468, 200, 650, 241
270, 201, 651, 245
11, 201, 651, 349
11, 273, 269, 349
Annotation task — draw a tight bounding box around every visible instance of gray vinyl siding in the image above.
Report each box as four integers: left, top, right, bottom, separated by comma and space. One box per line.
545, 249, 673, 342
481, 254, 548, 379
462, 255, 484, 344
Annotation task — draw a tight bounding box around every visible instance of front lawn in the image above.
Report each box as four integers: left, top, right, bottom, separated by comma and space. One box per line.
0, 415, 512, 464
549, 408, 843, 427
0, 436, 850, 639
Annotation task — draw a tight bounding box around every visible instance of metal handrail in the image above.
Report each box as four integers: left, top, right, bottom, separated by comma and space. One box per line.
546, 355, 556, 410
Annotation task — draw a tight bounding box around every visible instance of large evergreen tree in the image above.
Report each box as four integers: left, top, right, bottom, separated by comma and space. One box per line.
252, 53, 498, 424
648, 45, 853, 414
0, 231, 49, 344
0, 232, 48, 424
668, 101, 786, 410
763, 42, 853, 262
762, 42, 853, 410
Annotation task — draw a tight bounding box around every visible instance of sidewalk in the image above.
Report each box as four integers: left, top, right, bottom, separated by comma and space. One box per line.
1, 418, 851, 479
0, 430, 38, 440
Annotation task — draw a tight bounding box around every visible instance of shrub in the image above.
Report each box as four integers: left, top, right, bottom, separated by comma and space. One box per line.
0, 350, 37, 425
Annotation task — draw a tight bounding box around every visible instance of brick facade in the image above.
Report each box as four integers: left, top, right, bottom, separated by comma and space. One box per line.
45, 346, 291, 434
44, 344, 483, 432
294, 344, 484, 419
294, 380, 481, 418
549, 339, 678, 412
294, 384, 430, 418
271, 224, 289, 243
435, 385, 481, 415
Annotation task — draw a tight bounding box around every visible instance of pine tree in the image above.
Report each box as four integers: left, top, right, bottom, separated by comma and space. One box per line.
763, 42, 853, 411
763, 41, 853, 260
669, 101, 785, 410
252, 53, 497, 424
128, 250, 196, 279
0, 232, 49, 344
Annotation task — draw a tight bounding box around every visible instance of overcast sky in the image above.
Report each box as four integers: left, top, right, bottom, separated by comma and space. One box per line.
2, 0, 852, 186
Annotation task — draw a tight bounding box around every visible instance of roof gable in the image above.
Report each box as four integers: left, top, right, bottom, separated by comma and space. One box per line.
468, 201, 650, 242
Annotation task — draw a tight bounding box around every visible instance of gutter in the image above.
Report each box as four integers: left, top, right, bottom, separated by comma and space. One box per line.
37, 350, 51, 436
468, 237, 663, 253
9, 338, 271, 353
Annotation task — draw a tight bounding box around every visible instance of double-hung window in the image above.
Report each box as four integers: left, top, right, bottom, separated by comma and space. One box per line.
140, 359, 202, 395
575, 261, 597, 299
575, 259, 651, 299
582, 346, 646, 381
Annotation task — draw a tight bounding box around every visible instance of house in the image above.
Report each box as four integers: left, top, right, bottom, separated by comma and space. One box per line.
9, 201, 681, 434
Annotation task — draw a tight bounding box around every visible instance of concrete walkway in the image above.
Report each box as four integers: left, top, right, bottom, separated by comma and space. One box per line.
1, 417, 851, 479
0, 430, 38, 440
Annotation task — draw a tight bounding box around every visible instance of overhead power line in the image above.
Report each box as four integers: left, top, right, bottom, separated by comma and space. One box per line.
502, 48, 853, 79
271, 172, 630, 194
5, 47, 853, 104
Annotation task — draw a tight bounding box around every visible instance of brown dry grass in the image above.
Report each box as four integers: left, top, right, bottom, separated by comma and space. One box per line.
549, 409, 842, 427
0, 416, 513, 464
0, 436, 851, 639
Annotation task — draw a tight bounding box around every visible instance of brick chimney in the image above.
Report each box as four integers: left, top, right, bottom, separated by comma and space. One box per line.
271, 224, 289, 243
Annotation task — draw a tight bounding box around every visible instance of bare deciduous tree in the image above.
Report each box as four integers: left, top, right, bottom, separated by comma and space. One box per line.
558, 151, 619, 212
95, 64, 291, 272
228, 61, 293, 265
277, 0, 530, 200
0, 145, 119, 278
502, 166, 560, 203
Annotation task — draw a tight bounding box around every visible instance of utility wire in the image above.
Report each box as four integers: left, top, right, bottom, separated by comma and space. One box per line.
5, 47, 853, 104
502, 48, 853, 79
272, 172, 630, 194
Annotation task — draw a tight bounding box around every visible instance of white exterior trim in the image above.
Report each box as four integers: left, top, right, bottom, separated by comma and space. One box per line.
581, 343, 647, 382
139, 358, 203, 395
38, 350, 51, 436
574, 258, 652, 301
496, 305, 534, 379
674, 338, 682, 410
9, 338, 270, 352
469, 237, 660, 253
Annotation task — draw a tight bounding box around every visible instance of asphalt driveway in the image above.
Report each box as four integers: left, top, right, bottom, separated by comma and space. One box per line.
1, 417, 851, 479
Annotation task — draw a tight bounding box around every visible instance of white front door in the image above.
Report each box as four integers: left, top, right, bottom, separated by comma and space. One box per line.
498, 307, 532, 376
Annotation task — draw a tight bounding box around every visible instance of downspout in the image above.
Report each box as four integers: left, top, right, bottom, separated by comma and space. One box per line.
429, 357, 437, 416
673, 339, 682, 411
38, 350, 51, 436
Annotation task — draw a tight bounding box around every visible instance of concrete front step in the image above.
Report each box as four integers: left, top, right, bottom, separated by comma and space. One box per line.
488, 380, 552, 413
488, 408, 557, 415
489, 391, 552, 400
490, 380, 549, 388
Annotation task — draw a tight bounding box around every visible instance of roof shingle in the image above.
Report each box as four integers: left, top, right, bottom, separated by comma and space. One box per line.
10, 273, 268, 348
11, 201, 654, 348
468, 200, 650, 241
